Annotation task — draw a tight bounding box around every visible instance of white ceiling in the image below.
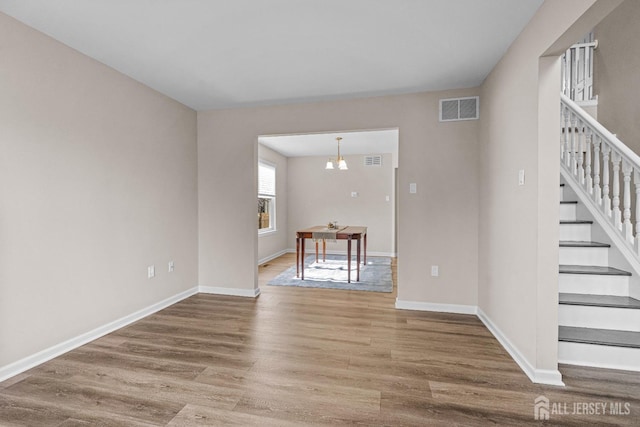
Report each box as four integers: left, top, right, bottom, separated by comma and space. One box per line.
259, 129, 399, 158
0, 0, 544, 111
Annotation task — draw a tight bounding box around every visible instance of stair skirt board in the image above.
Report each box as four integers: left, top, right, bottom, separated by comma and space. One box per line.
559, 342, 640, 372
559, 203, 577, 221
559, 305, 640, 332
558, 246, 609, 266
559, 223, 591, 241
559, 273, 630, 296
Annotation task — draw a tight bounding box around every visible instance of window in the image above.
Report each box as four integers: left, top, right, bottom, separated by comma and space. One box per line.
258, 161, 276, 233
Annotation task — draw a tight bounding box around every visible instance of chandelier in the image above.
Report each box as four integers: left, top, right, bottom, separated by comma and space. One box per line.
325, 137, 348, 170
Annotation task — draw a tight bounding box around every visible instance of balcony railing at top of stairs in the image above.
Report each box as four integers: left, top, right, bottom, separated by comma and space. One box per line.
561, 40, 598, 104
560, 93, 640, 272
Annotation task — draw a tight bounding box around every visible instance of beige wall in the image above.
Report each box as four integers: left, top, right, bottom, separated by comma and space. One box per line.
257, 144, 288, 263
594, 0, 640, 152
287, 153, 395, 256
478, 0, 621, 377
0, 13, 198, 368
198, 89, 480, 305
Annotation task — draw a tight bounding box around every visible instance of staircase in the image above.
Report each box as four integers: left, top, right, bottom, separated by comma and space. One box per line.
557, 37, 640, 371
558, 182, 640, 370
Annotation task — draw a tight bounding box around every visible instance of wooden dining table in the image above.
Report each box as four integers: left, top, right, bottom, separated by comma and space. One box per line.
295, 225, 367, 283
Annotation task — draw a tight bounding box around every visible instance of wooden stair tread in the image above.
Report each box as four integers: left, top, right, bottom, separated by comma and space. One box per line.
559, 241, 610, 248
560, 220, 593, 224
560, 201, 577, 204
559, 293, 640, 309
559, 326, 640, 349
559, 265, 632, 276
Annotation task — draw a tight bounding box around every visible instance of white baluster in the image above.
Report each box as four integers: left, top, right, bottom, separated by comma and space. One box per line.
623, 161, 633, 242
585, 128, 592, 193
570, 113, 578, 175
602, 144, 611, 217
563, 107, 571, 166
593, 135, 602, 205
612, 152, 622, 229
577, 120, 585, 185
635, 170, 640, 254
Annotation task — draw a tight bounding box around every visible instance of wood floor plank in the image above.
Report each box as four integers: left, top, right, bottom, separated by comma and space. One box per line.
166, 403, 300, 427
1, 252, 639, 425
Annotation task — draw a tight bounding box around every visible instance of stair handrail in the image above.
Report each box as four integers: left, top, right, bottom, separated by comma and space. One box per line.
561, 93, 640, 165
560, 93, 640, 269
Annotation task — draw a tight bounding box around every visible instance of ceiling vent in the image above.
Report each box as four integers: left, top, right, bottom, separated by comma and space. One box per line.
439, 96, 479, 122
364, 155, 382, 167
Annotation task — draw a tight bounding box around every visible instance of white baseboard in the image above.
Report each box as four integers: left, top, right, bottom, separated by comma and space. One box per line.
395, 299, 478, 315
0, 286, 199, 384
477, 308, 564, 386
198, 285, 260, 298
258, 249, 288, 265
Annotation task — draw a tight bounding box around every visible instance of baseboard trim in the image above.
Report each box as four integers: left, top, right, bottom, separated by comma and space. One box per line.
0, 286, 199, 383
395, 299, 478, 315
258, 250, 288, 265
198, 286, 261, 298
477, 308, 564, 386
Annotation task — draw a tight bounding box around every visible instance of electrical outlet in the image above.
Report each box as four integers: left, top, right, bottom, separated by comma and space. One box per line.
168, 261, 175, 273
148, 265, 155, 279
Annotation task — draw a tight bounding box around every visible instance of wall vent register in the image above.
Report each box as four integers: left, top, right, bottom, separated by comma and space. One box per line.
364, 155, 382, 167
439, 96, 479, 122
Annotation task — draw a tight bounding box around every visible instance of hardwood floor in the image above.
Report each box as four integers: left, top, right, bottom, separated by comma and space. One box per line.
1, 253, 639, 425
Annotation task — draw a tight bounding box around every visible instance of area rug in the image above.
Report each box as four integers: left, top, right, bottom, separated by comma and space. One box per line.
267, 254, 392, 293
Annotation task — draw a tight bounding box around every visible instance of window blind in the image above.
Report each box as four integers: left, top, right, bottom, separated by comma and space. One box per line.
258, 163, 276, 196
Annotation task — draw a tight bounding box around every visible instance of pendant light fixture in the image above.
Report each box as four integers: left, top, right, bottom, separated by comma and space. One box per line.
325, 137, 348, 170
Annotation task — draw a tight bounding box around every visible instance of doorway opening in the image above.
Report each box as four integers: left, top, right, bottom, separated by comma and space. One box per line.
256, 128, 399, 291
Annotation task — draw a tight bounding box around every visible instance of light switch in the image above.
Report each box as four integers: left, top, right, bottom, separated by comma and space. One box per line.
168, 261, 175, 272
431, 265, 439, 277
409, 183, 417, 194
148, 265, 155, 279
518, 169, 525, 186
385, 195, 390, 202
351, 191, 359, 198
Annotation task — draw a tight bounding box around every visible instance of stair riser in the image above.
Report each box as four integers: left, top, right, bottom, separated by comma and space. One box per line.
560, 186, 564, 202
559, 247, 609, 266
559, 224, 591, 241
559, 305, 640, 332
559, 274, 629, 296
559, 204, 577, 221
559, 342, 640, 371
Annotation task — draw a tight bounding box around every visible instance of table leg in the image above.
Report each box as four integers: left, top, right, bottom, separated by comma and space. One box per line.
323, 239, 326, 262
301, 237, 305, 280
296, 236, 300, 278
347, 238, 352, 283
364, 232, 367, 264
357, 236, 361, 281
315, 240, 319, 263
